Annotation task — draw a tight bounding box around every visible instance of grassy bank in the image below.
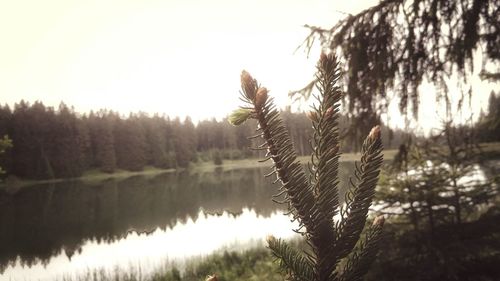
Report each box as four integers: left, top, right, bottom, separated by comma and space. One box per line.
61, 247, 281, 281
0, 166, 177, 190
478, 141, 500, 159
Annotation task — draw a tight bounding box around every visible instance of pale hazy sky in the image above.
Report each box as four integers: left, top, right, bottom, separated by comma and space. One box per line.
0, 0, 494, 130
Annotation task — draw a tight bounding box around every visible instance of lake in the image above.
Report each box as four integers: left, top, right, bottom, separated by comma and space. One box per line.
0, 163, 357, 281
1, 159, 496, 281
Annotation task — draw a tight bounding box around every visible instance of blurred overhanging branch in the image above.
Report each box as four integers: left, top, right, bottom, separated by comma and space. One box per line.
292, 0, 499, 130
479, 70, 500, 82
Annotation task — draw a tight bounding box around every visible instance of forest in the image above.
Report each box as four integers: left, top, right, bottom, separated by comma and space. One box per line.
0, 100, 416, 181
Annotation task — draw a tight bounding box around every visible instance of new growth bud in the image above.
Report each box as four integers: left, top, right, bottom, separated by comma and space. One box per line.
206, 274, 218, 281
266, 235, 277, 244
320, 52, 328, 63
324, 106, 334, 119
255, 87, 268, 108
228, 108, 252, 126
373, 215, 385, 227
241, 70, 258, 101
369, 125, 381, 140
319, 52, 332, 70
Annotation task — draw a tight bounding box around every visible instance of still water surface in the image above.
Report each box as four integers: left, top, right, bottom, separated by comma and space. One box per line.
0, 160, 495, 280
0, 165, 355, 280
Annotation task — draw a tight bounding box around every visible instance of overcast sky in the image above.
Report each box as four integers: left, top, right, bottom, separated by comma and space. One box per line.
0, 0, 494, 132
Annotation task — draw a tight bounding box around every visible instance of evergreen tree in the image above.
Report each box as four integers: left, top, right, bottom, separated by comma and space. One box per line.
229, 53, 385, 281
142, 114, 170, 168
77, 115, 92, 171
197, 119, 218, 151
0, 105, 13, 175
164, 117, 178, 169
372, 123, 500, 280
378, 122, 499, 227
114, 115, 147, 171
49, 103, 86, 178
183, 117, 198, 162
0, 135, 12, 176
11, 101, 54, 179
477, 91, 500, 142
171, 117, 197, 167
88, 112, 117, 173
0, 98, 411, 179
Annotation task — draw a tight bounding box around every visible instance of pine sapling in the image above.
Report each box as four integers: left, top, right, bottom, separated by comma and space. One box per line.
228, 53, 385, 281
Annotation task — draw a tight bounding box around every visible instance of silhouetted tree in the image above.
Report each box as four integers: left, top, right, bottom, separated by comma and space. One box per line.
114, 114, 147, 171
0, 135, 12, 177
171, 117, 197, 167
11, 101, 54, 179
0, 105, 13, 175
141, 114, 170, 168
88, 112, 117, 173
77, 115, 92, 170
477, 91, 500, 142
0, 100, 415, 180
49, 103, 86, 178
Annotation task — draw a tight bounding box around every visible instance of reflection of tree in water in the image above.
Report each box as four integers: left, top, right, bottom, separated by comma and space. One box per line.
0, 163, 357, 273
0, 166, 305, 272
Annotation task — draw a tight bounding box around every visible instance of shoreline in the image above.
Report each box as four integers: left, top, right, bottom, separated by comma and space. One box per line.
4, 140, 499, 190
0, 149, 398, 190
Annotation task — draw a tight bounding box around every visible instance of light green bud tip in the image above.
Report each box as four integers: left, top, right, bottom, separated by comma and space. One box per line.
228, 108, 252, 126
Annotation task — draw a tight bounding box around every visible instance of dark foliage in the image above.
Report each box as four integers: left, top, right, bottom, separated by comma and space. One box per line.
229, 53, 385, 281
296, 0, 499, 145
370, 123, 500, 280
0, 100, 411, 180
0, 135, 12, 176
477, 91, 500, 142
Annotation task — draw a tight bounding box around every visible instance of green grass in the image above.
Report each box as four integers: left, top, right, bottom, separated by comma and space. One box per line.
192, 148, 398, 173
0, 166, 177, 190
478, 142, 500, 159
179, 248, 281, 281
59, 247, 282, 281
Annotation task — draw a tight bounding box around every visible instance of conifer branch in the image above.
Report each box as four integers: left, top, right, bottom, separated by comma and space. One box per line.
336, 126, 384, 260
267, 236, 315, 281
229, 54, 385, 281
308, 53, 344, 280
232, 72, 316, 233
339, 216, 385, 281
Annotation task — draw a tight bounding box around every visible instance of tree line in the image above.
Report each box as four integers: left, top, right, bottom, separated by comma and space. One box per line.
0, 100, 412, 180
